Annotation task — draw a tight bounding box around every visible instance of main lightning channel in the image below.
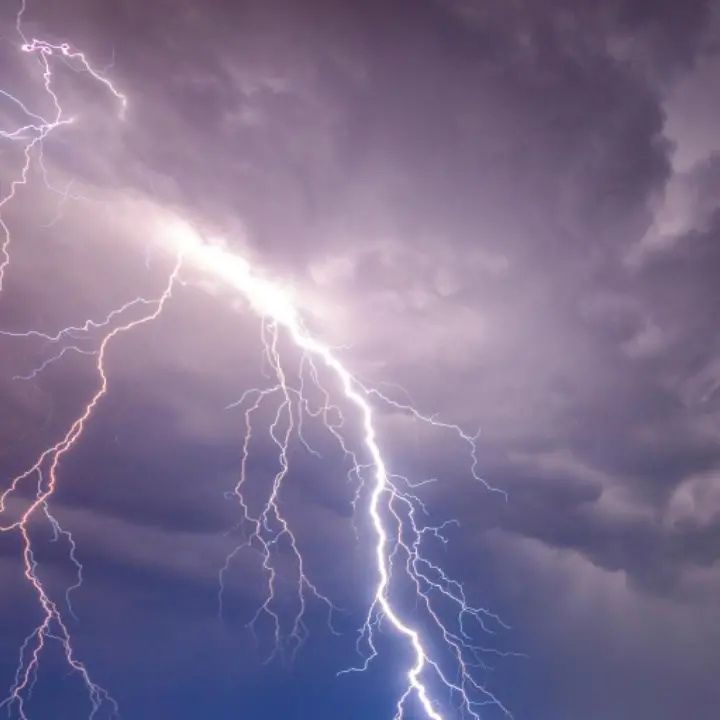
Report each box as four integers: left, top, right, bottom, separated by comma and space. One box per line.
0, 2, 513, 719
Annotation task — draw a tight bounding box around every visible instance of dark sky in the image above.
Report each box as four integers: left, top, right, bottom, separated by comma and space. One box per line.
1, 0, 720, 718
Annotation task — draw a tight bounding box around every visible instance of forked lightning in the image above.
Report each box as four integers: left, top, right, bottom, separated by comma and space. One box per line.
0, 2, 512, 718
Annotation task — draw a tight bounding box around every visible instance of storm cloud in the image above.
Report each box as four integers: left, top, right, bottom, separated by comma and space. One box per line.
1, 0, 719, 718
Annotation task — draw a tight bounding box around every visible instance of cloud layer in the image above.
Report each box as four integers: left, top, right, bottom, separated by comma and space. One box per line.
1, 0, 719, 718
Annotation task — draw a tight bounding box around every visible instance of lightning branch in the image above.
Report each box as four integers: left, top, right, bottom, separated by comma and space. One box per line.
0, 3, 515, 718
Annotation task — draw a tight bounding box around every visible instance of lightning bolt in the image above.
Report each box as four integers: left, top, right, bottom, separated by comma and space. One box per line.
0, 0, 126, 290
0, 2, 516, 719
0, 257, 181, 719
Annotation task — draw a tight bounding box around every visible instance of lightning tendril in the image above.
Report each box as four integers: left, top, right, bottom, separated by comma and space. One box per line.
0, 2, 514, 718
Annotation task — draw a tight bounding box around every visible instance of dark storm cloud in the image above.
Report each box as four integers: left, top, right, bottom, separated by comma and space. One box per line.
2, 0, 720, 718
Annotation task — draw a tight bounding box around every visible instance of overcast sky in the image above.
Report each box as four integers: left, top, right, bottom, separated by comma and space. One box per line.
1, 1, 720, 719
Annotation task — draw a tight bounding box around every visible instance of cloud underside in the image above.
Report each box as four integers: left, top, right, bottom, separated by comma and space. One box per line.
1, 0, 719, 717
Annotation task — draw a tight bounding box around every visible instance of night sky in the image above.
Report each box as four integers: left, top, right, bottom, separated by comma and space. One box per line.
1, 0, 720, 719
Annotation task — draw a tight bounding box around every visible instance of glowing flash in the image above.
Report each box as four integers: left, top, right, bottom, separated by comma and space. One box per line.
0, 3, 514, 719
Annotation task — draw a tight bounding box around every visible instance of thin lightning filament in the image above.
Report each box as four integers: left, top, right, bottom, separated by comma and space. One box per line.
0, 3, 513, 719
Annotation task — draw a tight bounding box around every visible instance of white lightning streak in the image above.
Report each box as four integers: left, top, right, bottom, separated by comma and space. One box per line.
182, 240, 514, 718
0, 3, 169, 718
0, 1, 515, 718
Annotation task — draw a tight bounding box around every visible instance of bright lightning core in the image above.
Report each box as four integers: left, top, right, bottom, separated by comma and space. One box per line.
0, 4, 515, 719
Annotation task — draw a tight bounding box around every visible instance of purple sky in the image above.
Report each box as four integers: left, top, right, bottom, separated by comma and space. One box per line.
1, 1, 720, 718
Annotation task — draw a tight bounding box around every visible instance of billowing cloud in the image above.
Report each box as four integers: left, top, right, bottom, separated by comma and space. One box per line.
1, 0, 719, 718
